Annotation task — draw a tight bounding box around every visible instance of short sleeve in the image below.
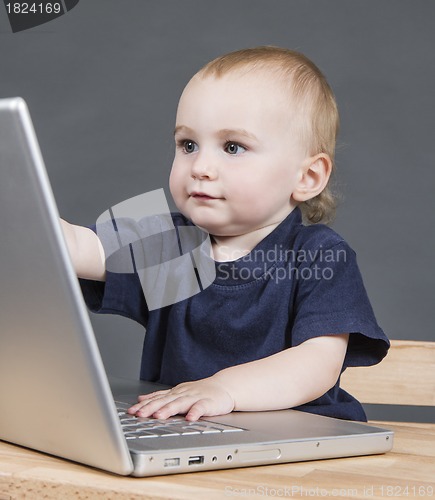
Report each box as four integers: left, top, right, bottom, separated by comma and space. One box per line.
291, 240, 389, 368
78, 223, 149, 327
79, 271, 148, 327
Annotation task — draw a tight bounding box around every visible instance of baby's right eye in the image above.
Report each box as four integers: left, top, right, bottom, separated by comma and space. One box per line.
181, 140, 198, 154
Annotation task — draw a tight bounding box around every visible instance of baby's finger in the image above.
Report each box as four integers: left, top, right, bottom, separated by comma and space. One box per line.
149, 396, 194, 419
137, 389, 170, 402
127, 390, 170, 414
127, 392, 177, 417
185, 399, 209, 421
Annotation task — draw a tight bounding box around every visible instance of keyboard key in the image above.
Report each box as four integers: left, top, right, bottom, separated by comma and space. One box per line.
180, 428, 202, 435
138, 432, 160, 439
151, 428, 180, 437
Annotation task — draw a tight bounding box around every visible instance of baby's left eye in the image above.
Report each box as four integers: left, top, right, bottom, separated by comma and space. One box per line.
224, 142, 246, 155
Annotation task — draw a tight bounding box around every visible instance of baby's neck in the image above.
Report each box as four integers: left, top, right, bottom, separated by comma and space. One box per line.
211, 223, 280, 262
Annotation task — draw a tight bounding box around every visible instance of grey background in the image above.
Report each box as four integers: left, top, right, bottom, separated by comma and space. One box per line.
1, 1, 434, 419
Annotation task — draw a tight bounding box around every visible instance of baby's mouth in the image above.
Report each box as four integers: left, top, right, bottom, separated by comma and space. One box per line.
190, 191, 220, 200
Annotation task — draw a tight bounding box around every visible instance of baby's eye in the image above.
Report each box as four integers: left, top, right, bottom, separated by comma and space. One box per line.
181, 140, 198, 154
224, 141, 246, 155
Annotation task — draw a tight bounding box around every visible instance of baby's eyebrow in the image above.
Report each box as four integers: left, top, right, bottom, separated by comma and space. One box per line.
217, 128, 259, 142
174, 125, 193, 136
174, 125, 258, 142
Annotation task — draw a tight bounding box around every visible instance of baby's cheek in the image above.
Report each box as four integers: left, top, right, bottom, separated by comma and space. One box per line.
169, 170, 183, 200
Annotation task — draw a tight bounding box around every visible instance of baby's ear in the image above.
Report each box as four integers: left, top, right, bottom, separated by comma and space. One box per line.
292, 154, 332, 203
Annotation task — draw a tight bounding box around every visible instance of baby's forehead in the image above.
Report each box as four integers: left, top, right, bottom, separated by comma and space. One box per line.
194, 64, 294, 92
182, 66, 303, 114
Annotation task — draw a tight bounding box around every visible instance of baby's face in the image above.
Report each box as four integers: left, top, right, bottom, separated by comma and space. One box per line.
169, 70, 309, 237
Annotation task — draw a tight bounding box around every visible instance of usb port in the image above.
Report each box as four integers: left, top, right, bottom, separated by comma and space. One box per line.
188, 455, 204, 466
164, 457, 180, 467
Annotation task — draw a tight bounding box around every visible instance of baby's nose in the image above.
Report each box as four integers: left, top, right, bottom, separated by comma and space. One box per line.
191, 156, 218, 180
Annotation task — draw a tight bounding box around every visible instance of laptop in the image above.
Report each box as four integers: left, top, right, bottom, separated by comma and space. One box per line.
0, 97, 393, 477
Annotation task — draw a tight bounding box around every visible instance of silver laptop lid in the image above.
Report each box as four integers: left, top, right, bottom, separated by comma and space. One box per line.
0, 97, 133, 475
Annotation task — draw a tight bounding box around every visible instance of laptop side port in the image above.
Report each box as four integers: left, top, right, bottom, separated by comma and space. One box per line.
164, 457, 180, 467
188, 455, 204, 466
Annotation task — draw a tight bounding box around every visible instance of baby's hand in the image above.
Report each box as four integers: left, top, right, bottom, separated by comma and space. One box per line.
127, 377, 235, 421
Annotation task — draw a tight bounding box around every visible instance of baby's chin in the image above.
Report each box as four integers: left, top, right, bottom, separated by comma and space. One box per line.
175, 206, 207, 229
182, 212, 230, 237
187, 218, 219, 236
176, 204, 245, 237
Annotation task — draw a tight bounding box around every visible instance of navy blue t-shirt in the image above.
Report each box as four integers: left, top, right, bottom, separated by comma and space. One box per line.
80, 208, 389, 421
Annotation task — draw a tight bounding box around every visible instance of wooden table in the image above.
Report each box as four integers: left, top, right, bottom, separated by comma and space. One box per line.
1, 422, 434, 500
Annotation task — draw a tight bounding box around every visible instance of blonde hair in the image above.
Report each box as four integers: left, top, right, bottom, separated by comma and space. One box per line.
197, 46, 339, 224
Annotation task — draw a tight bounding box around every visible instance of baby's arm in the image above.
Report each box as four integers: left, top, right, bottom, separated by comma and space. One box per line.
60, 219, 106, 281
128, 333, 349, 421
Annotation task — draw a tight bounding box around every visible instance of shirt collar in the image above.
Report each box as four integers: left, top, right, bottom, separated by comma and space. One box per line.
213, 208, 303, 286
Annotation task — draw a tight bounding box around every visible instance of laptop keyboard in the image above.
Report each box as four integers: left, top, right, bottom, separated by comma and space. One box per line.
115, 401, 245, 440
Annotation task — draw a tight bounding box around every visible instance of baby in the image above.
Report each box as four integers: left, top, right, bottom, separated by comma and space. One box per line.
62, 46, 389, 422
